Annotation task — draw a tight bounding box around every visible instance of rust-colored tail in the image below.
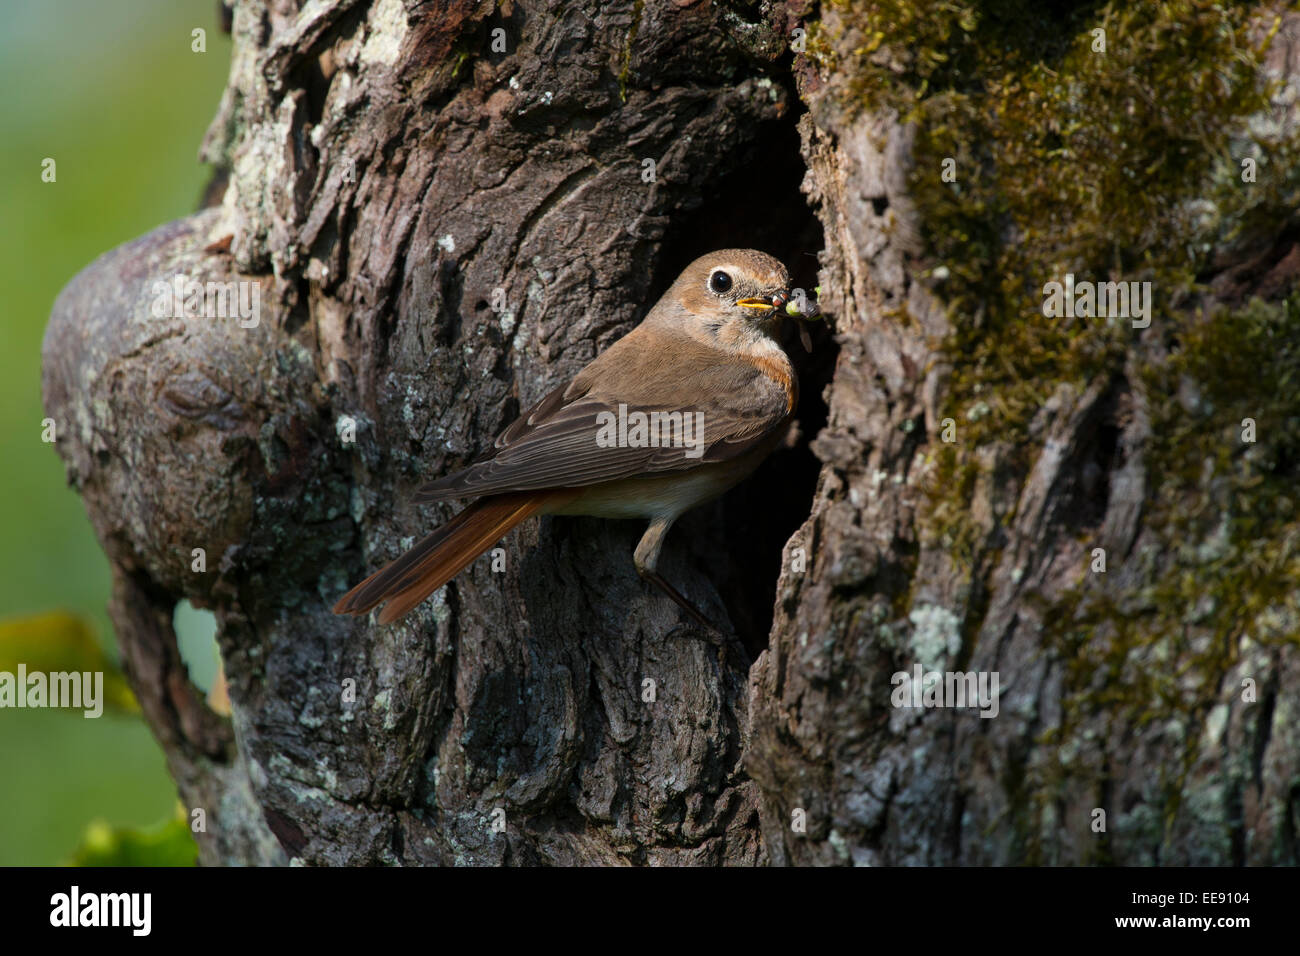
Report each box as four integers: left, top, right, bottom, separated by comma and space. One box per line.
332, 491, 563, 625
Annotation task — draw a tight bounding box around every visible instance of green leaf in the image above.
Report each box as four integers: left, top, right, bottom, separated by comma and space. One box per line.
0, 611, 138, 715
67, 805, 197, 867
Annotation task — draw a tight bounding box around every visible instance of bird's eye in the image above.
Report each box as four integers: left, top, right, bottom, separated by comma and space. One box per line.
708, 270, 732, 295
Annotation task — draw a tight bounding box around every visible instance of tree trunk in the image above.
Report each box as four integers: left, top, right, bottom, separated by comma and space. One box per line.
43, 0, 1300, 865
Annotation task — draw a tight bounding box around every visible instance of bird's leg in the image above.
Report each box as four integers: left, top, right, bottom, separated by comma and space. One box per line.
634, 518, 731, 647
643, 568, 721, 634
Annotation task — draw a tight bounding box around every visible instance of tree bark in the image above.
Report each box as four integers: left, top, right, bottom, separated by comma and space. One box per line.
43, 0, 1300, 865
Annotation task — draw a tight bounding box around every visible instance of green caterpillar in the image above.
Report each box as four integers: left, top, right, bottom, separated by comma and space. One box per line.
786, 285, 823, 319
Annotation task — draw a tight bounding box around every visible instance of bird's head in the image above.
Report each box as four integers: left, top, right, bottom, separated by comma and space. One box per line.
657, 249, 793, 351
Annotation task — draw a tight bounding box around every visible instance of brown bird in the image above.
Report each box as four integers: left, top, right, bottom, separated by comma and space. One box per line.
333, 249, 799, 629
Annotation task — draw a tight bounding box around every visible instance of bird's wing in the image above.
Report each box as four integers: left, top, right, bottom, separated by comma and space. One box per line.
414, 333, 792, 502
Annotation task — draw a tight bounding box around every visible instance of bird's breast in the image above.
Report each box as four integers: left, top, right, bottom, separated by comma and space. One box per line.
542, 445, 775, 521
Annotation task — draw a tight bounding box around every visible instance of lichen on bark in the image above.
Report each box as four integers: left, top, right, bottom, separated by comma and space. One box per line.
748, 0, 1300, 865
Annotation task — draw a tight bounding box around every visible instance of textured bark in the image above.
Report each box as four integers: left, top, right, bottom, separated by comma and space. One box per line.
42, 0, 1300, 866
747, 6, 1300, 865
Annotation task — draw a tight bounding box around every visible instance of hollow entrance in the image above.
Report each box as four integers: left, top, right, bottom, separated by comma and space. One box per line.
653, 109, 835, 659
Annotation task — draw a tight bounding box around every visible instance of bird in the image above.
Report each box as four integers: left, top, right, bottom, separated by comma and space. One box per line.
333, 249, 800, 630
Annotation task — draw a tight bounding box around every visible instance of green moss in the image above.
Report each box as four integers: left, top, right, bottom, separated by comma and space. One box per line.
1056, 291, 1300, 708
922, 444, 981, 561
450, 46, 471, 81
817, 0, 1300, 859
823, 0, 1295, 568
618, 0, 645, 103
926, 4, 1272, 434
1016, 291, 1300, 861
819, 0, 1289, 442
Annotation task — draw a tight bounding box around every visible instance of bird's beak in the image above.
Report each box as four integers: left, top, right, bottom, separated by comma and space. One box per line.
738, 290, 792, 313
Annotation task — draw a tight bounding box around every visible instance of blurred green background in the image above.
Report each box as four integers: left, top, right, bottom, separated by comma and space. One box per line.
0, 0, 231, 864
